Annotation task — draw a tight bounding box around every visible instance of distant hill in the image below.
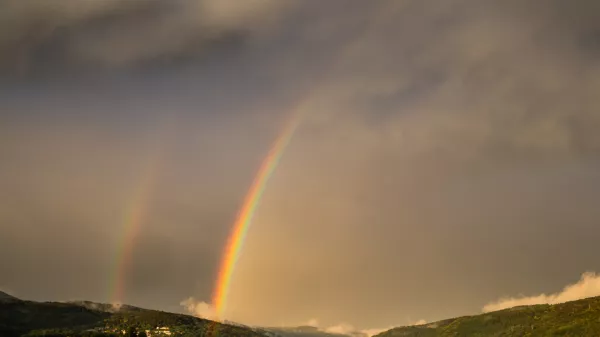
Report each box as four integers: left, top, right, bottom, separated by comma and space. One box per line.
66, 301, 144, 314
0, 291, 19, 302
5, 294, 600, 336
264, 325, 353, 337
0, 296, 268, 337
375, 296, 600, 337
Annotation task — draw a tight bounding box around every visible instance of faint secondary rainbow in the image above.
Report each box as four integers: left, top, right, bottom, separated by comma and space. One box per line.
109, 160, 160, 305
108, 121, 172, 305
211, 115, 302, 318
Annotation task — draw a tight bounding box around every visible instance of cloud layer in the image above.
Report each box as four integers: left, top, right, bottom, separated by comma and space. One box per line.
483, 272, 600, 312
2, 0, 600, 332
0, 0, 289, 75
221, 0, 600, 329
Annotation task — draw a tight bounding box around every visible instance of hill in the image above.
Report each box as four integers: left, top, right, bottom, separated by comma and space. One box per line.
264, 325, 354, 337
0, 290, 19, 302
6, 294, 600, 336
0, 295, 268, 337
375, 296, 600, 337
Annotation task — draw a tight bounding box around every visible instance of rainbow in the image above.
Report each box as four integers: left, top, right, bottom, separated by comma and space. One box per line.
109, 160, 160, 305
211, 115, 302, 319
108, 121, 172, 305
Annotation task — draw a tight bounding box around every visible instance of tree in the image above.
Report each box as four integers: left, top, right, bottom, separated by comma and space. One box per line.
138, 331, 148, 337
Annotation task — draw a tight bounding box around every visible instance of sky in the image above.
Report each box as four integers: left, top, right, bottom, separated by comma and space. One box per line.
1, 0, 600, 333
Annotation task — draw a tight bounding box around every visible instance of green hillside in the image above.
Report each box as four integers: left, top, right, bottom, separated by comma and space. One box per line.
0, 293, 267, 337
6, 291, 600, 337
376, 296, 600, 337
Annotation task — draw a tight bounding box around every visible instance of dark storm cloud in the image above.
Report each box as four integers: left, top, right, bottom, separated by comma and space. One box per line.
0, 0, 289, 77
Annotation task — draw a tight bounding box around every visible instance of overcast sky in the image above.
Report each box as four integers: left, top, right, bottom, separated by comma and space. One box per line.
1, 0, 600, 332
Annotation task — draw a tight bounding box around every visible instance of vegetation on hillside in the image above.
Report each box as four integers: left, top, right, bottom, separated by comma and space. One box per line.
7, 292, 600, 336
0, 296, 268, 337
0, 300, 110, 337
376, 296, 600, 337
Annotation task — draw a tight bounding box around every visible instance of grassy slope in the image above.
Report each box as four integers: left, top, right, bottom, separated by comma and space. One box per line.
0, 300, 110, 336
376, 296, 600, 337
0, 297, 266, 337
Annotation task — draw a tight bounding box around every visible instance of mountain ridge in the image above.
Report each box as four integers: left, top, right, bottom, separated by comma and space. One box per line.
4, 293, 600, 336
374, 296, 600, 336
0, 290, 19, 302
0, 295, 268, 337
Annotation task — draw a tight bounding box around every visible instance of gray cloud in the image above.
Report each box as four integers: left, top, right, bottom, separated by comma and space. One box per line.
296, 0, 600, 158
0, 0, 290, 76
220, 0, 600, 329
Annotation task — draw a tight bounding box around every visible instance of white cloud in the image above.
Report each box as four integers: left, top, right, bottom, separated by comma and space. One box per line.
305, 318, 319, 327
180, 297, 218, 320
300, 318, 425, 337
483, 271, 600, 312
324, 323, 356, 335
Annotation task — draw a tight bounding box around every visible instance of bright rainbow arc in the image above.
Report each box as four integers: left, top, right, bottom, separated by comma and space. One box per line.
212, 115, 302, 319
